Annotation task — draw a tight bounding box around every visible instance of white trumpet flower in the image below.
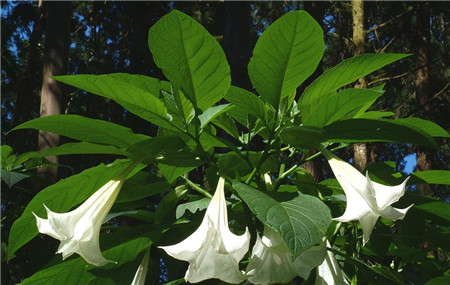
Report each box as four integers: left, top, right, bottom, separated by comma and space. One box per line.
315, 241, 348, 285
159, 177, 250, 284
34, 175, 127, 266
246, 225, 326, 285
322, 148, 413, 244
131, 249, 150, 285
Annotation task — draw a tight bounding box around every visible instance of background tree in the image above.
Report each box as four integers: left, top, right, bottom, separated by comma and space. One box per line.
1, 1, 449, 284
37, 1, 70, 183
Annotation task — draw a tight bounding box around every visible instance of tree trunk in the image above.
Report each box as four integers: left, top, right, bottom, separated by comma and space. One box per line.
351, 0, 368, 172
8, 1, 45, 154
301, 1, 326, 182
223, 1, 251, 90
37, 1, 70, 184
413, 3, 434, 195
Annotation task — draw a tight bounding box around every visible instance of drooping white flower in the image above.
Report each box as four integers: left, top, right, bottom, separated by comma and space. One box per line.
159, 177, 250, 284
33, 176, 126, 266
131, 249, 150, 285
246, 225, 326, 285
315, 240, 348, 285
321, 148, 413, 244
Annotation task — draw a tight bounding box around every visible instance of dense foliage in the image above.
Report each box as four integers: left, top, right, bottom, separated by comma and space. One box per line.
1, 2, 449, 285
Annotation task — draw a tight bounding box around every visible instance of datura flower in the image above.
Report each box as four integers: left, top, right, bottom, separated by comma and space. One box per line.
33, 176, 127, 266
159, 177, 250, 284
246, 225, 326, 285
315, 240, 348, 285
321, 147, 413, 244
131, 249, 150, 285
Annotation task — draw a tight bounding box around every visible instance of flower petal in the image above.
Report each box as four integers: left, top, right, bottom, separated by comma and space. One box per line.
370, 177, 409, 210
131, 249, 150, 285
159, 177, 249, 284
246, 226, 326, 284
359, 212, 380, 244
315, 241, 348, 285
33, 176, 127, 266
247, 234, 298, 285
380, 204, 413, 221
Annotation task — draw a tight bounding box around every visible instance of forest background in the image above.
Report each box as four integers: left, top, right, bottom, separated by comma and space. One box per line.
1, 1, 449, 284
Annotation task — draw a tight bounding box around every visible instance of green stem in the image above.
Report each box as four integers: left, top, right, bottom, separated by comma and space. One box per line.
245, 137, 273, 185
273, 163, 298, 191
182, 176, 213, 199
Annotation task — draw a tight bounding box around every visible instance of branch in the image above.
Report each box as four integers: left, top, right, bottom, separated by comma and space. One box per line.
366, 10, 410, 34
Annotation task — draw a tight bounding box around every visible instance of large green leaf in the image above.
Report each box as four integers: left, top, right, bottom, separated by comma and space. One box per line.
299, 53, 409, 115
248, 10, 324, 108
302, 88, 384, 127
116, 172, 169, 203
157, 150, 203, 184
324, 118, 438, 149
54, 74, 173, 128
148, 10, 231, 111
393, 118, 449, 138
15, 142, 127, 166
233, 181, 331, 258
12, 115, 148, 148
198, 103, 233, 129
409, 170, 450, 186
7, 160, 144, 260
414, 202, 450, 223
126, 135, 185, 163
280, 126, 327, 148
224, 86, 268, 120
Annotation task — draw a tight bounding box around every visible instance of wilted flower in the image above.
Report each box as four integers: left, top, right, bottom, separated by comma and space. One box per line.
321, 148, 413, 244
246, 225, 326, 285
131, 249, 150, 285
315, 240, 348, 285
159, 177, 250, 284
34, 170, 131, 266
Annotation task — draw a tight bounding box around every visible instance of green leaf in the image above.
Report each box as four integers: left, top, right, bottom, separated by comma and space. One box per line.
54, 74, 173, 128
425, 276, 450, 285
358, 111, 395, 119
248, 10, 324, 108
0, 169, 29, 188
212, 113, 240, 139
224, 86, 267, 120
198, 103, 233, 129
7, 160, 143, 260
126, 135, 185, 163
148, 10, 231, 111
394, 118, 449, 138
116, 172, 169, 203
302, 88, 383, 127
12, 115, 148, 148
1, 144, 15, 169
299, 53, 409, 113
176, 197, 211, 219
233, 181, 331, 258
15, 142, 127, 166
409, 170, 450, 185
162, 89, 195, 125
155, 186, 189, 224
414, 202, 450, 222
158, 151, 203, 184
280, 126, 328, 148
323, 118, 438, 149
21, 226, 155, 285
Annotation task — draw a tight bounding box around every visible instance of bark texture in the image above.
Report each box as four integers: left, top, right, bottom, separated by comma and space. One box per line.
351, 0, 368, 172
37, 1, 70, 183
